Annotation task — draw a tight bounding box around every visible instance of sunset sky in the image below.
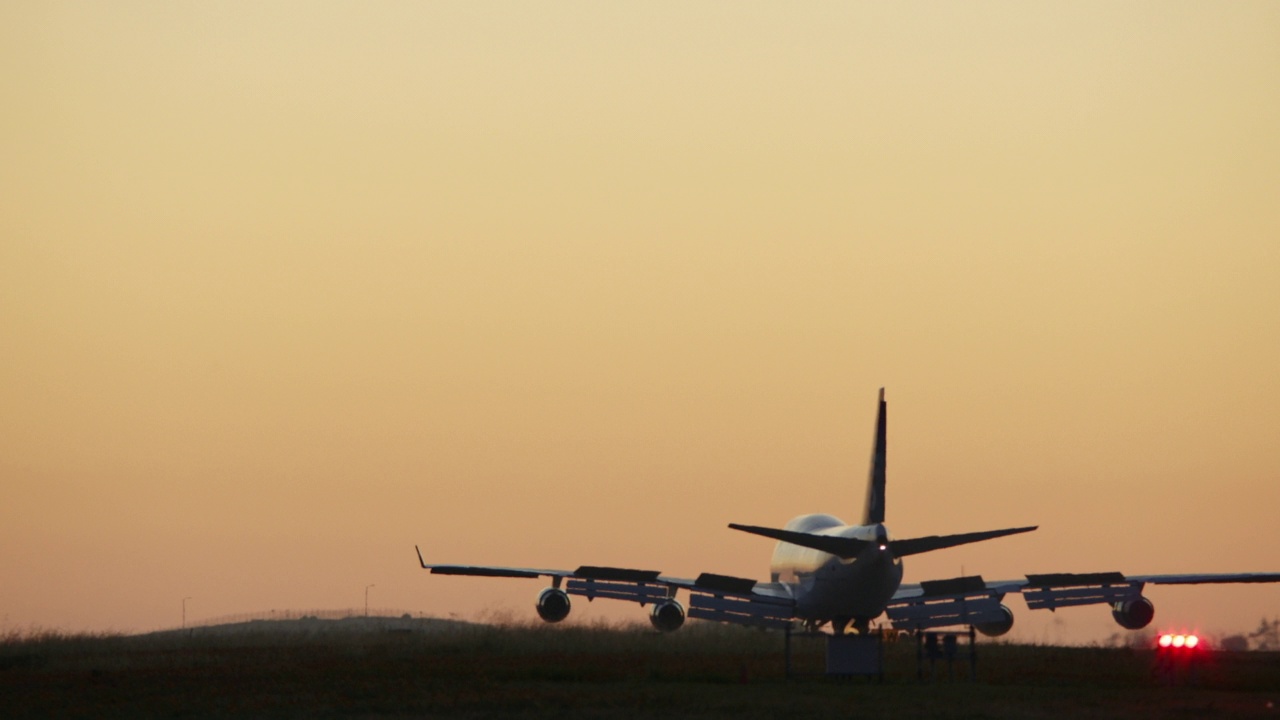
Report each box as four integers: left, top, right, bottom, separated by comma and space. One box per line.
3, 2, 1278, 644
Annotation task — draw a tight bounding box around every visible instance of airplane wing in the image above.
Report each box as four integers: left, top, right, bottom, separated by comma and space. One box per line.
884, 570, 1280, 632
983, 571, 1280, 595
989, 571, 1280, 626
1124, 572, 1280, 585
416, 546, 796, 628
424, 564, 573, 579
890, 571, 1280, 600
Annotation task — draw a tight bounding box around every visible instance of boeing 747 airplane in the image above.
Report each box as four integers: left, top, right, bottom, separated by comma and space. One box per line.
417, 390, 1280, 635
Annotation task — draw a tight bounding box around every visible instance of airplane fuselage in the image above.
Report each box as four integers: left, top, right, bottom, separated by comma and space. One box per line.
769, 514, 904, 623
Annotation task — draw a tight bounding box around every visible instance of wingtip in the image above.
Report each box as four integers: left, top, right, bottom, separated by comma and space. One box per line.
415, 544, 427, 569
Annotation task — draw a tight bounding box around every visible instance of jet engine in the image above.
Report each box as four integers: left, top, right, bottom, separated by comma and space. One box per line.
1111, 596, 1155, 630
535, 587, 571, 623
648, 599, 686, 632
974, 604, 1015, 637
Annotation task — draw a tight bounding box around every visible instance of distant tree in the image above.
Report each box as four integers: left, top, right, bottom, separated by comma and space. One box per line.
1219, 635, 1249, 652
1103, 629, 1155, 649
1247, 617, 1279, 651
1128, 628, 1155, 648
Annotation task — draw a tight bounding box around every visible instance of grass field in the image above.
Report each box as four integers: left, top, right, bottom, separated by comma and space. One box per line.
2, 618, 1277, 718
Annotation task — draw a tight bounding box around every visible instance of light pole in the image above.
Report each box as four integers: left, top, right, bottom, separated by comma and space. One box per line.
365, 584, 375, 617
182, 597, 192, 629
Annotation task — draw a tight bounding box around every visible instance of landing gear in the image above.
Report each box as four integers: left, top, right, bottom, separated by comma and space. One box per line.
832, 617, 851, 635
852, 618, 871, 635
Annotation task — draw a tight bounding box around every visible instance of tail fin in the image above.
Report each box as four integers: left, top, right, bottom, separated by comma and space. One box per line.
861, 388, 887, 525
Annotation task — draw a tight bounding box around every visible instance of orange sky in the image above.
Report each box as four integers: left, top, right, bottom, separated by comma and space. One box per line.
2, 2, 1278, 644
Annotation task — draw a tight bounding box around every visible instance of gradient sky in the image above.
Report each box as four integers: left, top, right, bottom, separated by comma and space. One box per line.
3, 2, 1278, 644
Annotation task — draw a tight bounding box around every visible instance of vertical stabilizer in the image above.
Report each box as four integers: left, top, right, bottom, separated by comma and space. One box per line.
861, 388, 887, 525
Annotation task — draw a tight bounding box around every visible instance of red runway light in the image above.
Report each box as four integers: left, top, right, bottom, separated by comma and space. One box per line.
1157, 631, 1203, 652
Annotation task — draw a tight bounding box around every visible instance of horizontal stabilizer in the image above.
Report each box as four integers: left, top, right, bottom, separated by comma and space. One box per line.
728, 524, 1036, 559
891, 526, 1037, 558
727, 523, 870, 559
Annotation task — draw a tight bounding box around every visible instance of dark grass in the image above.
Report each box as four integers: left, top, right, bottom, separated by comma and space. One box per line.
2, 620, 1278, 718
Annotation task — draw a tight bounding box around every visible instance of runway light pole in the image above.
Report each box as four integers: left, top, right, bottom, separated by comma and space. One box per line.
182, 597, 192, 629
365, 584, 375, 617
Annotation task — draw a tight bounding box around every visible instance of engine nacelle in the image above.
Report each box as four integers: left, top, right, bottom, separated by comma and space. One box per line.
648, 599, 686, 632
535, 587, 571, 623
1111, 596, 1155, 630
974, 604, 1015, 637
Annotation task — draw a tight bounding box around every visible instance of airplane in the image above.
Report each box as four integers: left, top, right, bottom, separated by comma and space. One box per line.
416, 389, 1280, 636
